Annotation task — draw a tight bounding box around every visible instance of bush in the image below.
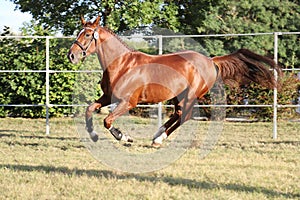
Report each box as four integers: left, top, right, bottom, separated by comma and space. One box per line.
0, 27, 80, 117
198, 72, 300, 121
0, 36, 46, 117
0, 26, 299, 120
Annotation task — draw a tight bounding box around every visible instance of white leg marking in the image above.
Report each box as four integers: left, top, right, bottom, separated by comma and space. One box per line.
121, 134, 133, 142
108, 126, 114, 131
153, 132, 167, 144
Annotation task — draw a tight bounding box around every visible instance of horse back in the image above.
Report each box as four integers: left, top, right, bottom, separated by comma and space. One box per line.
105, 50, 217, 103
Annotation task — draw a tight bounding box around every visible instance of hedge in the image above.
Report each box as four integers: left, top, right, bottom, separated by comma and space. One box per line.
0, 34, 299, 120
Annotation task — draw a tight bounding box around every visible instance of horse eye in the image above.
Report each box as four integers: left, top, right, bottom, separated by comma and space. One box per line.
85, 33, 91, 38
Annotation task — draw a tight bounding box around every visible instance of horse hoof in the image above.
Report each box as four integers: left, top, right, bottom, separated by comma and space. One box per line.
91, 134, 99, 142
121, 134, 133, 143
151, 141, 162, 148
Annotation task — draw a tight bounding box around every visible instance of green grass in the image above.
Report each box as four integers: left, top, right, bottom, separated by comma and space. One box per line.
0, 117, 299, 200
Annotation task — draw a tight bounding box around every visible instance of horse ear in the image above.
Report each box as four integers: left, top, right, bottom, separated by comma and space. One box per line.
80, 15, 86, 25
93, 16, 101, 25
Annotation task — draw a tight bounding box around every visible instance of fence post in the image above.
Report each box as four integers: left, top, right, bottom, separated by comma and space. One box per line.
157, 35, 163, 128
46, 36, 50, 135
273, 32, 280, 139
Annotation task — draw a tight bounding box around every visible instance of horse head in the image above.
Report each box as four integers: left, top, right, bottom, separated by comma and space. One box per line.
68, 16, 101, 64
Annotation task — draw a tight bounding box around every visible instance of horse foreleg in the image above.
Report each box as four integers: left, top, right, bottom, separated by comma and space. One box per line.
103, 101, 134, 142
86, 96, 110, 142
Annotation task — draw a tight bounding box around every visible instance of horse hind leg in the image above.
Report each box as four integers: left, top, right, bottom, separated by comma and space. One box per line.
152, 91, 196, 147
152, 104, 182, 147
153, 102, 194, 147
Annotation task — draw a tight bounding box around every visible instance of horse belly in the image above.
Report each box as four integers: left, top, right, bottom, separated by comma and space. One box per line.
138, 84, 174, 103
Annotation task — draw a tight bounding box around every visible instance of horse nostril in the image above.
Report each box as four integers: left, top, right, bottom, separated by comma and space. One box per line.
68, 52, 75, 61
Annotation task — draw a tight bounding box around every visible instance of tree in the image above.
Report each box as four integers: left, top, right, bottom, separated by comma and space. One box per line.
175, 0, 300, 34
10, 0, 180, 35
174, 0, 300, 65
3, 0, 300, 119
11, 0, 299, 65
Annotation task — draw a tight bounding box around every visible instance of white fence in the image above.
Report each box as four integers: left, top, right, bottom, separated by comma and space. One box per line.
0, 32, 299, 139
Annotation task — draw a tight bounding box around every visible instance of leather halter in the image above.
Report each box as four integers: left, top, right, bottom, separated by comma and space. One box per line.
73, 27, 99, 57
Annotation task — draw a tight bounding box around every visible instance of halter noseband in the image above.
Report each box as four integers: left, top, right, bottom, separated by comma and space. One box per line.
73, 27, 99, 57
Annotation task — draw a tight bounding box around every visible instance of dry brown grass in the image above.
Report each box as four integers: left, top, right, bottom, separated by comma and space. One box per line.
0, 117, 299, 199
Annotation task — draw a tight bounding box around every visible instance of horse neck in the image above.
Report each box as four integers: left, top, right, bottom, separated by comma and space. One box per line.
96, 28, 133, 72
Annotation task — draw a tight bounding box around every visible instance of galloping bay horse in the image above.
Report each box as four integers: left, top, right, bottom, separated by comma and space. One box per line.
68, 16, 281, 147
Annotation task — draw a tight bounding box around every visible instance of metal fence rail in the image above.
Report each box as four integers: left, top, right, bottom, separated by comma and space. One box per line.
0, 32, 299, 138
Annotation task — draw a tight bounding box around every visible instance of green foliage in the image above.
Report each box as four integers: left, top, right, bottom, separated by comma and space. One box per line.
48, 38, 78, 117
215, 72, 300, 121
10, 0, 300, 65
0, 25, 80, 117
277, 72, 300, 119
11, 0, 180, 34
0, 27, 47, 117
177, 0, 300, 65
72, 54, 103, 116
2, 0, 300, 119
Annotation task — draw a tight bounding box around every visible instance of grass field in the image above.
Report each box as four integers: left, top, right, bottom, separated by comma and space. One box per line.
0, 117, 299, 200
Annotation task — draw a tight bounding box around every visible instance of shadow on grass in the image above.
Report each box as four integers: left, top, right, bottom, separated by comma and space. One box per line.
0, 163, 298, 199
258, 140, 300, 146
0, 130, 78, 141
0, 130, 35, 137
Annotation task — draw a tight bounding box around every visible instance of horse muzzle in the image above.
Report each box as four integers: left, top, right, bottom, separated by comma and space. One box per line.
67, 50, 83, 64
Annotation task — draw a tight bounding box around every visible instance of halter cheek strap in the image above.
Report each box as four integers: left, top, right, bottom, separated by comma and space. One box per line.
73, 27, 99, 57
